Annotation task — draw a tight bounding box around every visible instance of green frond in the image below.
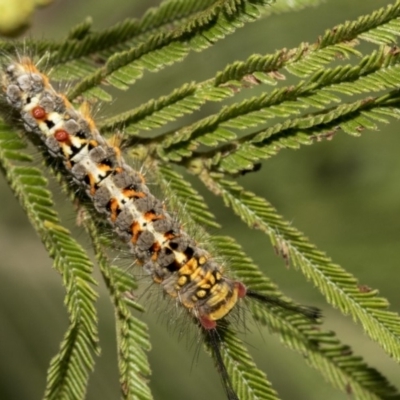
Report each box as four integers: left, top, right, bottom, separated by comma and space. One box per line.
260, 0, 323, 15
53, 0, 219, 62
100, 82, 200, 134
289, 1, 400, 77
66, 17, 93, 41
208, 178, 400, 364
84, 216, 152, 400
315, 50, 400, 96
214, 90, 400, 174
160, 73, 400, 168
153, 43, 400, 172
0, 121, 99, 400
99, 70, 250, 138
342, 2, 400, 46
155, 164, 279, 398
156, 163, 220, 228
66, 0, 274, 100
44, 324, 98, 400
155, 163, 400, 398
99, 1, 345, 140
207, 326, 280, 400
149, 2, 400, 164
40, 0, 220, 81
210, 235, 400, 399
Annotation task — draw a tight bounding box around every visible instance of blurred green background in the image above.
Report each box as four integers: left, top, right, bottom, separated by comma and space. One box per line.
0, 1, 399, 399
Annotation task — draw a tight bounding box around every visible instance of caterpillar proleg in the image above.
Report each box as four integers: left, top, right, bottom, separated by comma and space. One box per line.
1, 57, 320, 400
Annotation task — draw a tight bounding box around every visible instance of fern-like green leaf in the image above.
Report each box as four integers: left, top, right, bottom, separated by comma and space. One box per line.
156, 163, 220, 228
288, 1, 400, 76
84, 216, 152, 400
98, 1, 349, 140
151, 46, 400, 173
35, 0, 221, 81
207, 177, 400, 364
214, 90, 400, 174
0, 122, 99, 400
66, 0, 274, 100
100, 82, 201, 134
144, 2, 400, 165
206, 326, 280, 400
154, 164, 400, 398
210, 235, 400, 399
155, 165, 279, 399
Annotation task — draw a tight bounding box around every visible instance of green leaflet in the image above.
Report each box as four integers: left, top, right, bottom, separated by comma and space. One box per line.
65, 0, 274, 100
157, 166, 400, 399
155, 20, 400, 164
85, 216, 152, 400
20, 0, 222, 82
208, 178, 400, 366
209, 236, 400, 400
0, 122, 100, 400
156, 165, 279, 399
206, 326, 280, 400
211, 92, 400, 174
156, 163, 220, 228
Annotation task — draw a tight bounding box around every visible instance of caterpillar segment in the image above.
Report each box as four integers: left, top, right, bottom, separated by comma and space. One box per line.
2, 58, 248, 330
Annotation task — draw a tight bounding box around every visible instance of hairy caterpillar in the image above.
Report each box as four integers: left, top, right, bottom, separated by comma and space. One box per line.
1, 57, 320, 400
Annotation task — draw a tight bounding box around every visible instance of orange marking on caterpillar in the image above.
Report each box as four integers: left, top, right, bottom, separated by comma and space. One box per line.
144, 211, 163, 222
108, 198, 120, 222
113, 146, 121, 160
85, 172, 97, 195
88, 139, 99, 148
113, 167, 123, 175
60, 94, 73, 112
80, 102, 96, 131
98, 163, 113, 174
163, 231, 176, 241
131, 221, 141, 244
21, 58, 39, 73
122, 188, 146, 199
150, 241, 161, 259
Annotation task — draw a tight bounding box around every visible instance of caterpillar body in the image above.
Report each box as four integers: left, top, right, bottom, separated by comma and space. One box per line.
3, 58, 246, 329
1, 58, 320, 400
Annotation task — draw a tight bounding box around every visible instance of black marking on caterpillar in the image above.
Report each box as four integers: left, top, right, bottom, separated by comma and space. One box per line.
1, 57, 321, 400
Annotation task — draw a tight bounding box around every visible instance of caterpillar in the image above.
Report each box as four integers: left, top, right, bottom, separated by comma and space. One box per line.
1, 57, 320, 400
